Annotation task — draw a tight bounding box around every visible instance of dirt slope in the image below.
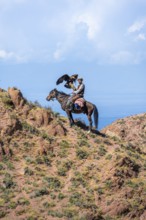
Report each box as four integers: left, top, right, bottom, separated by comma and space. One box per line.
0, 88, 146, 220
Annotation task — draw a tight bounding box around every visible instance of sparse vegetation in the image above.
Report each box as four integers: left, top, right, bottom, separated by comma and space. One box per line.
22, 121, 39, 134
76, 147, 89, 159
3, 173, 16, 189
57, 160, 73, 176
24, 167, 34, 176
0, 88, 146, 220
98, 145, 107, 156
44, 176, 62, 190
0, 92, 14, 109
34, 187, 49, 197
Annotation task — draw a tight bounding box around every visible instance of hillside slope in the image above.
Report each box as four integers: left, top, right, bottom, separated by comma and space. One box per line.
0, 88, 146, 220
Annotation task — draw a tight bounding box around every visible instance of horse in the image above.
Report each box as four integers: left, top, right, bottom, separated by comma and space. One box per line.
46, 89, 99, 132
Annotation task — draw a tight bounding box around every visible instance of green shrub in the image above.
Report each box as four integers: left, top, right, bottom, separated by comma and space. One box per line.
48, 210, 63, 218
6, 161, 14, 170
94, 138, 101, 144
126, 180, 139, 189
57, 160, 73, 176
41, 132, 53, 143
69, 192, 83, 207
106, 154, 112, 160
78, 130, 87, 140
3, 173, 15, 189
25, 156, 34, 164
0, 211, 7, 218
34, 188, 49, 197
43, 156, 51, 166
63, 207, 78, 218
24, 167, 34, 176
53, 112, 60, 118
0, 163, 5, 170
23, 142, 32, 151
58, 193, 66, 200
97, 187, 104, 195
0, 198, 5, 207
43, 201, 56, 208
44, 177, 62, 189
8, 201, 17, 209
50, 193, 56, 200
71, 172, 87, 187
98, 145, 107, 156
58, 148, 68, 158
78, 139, 90, 147
22, 122, 39, 134
36, 156, 51, 166
104, 180, 113, 189
58, 166, 67, 176
17, 197, 30, 206
76, 148, 89, 159
1, 94, 14, 109
104, 215, 113, 220
60, 140, 70, 148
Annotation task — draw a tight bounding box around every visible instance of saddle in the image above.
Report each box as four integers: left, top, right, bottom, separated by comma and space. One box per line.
74, 98, 85, 110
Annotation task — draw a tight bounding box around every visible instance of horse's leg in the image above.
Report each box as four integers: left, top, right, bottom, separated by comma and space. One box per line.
66, 110, 74, 127
70, 112, 75, 124
87, 113, 93, 132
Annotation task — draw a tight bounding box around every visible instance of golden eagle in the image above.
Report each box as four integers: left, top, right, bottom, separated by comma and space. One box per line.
56, 74, 78, 89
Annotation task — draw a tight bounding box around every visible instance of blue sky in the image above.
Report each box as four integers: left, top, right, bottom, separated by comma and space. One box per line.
0, 0, 146, 124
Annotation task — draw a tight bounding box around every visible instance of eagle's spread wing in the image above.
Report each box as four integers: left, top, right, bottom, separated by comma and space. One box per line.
56, 74, 70, 85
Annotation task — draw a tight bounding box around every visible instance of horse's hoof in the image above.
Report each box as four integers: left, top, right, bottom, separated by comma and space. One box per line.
87, 130, 91, 134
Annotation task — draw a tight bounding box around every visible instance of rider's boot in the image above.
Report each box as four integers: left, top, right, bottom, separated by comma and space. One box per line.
66, 101, 74, 111
68, 102, 74, 111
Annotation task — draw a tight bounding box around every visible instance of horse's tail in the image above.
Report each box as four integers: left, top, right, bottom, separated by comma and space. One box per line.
93, 105, 98, 129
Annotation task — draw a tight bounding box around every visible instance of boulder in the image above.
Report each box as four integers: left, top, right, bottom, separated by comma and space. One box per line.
8, 87, 26, 108
29, 108, 53, 127
49, 123, 67, 136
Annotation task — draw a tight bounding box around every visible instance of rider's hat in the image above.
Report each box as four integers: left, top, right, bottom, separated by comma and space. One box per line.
78, 78, 83, 82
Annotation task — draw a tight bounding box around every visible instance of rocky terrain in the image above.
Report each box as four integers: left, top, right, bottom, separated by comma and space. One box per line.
0, 87, 146, 220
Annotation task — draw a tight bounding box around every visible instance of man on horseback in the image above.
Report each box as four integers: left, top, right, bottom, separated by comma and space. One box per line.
55, 73, 85, 111
47, 74, 98, 131
67, 78, 85, 111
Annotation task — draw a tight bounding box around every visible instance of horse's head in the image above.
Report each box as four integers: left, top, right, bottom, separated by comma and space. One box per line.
46, 89, 58, 101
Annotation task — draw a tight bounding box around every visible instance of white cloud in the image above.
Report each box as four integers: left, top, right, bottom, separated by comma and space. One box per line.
75, 13, 101, 40
110, 51, 140, 65
128, 19, 146, 33
135, 33, 146, 41
53, 49, 63, 61
0, 49, 27, 63
0, 0, 146, 64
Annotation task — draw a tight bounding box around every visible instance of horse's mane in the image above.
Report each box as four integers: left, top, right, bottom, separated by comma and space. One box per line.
58, 90, 69, 96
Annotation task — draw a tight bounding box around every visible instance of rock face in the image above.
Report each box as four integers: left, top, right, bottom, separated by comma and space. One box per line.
0, 102, 21, 137
102, 113, 146, 144
28, 108, 53, 127
8, 87, 26, 108
49, 123, 67, 136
